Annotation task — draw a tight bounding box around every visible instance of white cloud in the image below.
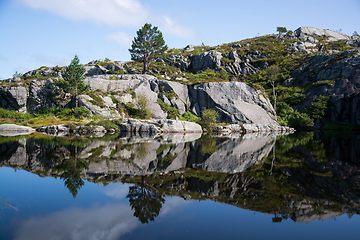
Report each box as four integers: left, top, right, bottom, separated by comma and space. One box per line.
20, 0, 197, 41
106, 31, 133, 48
20, 0, 149, 27
160, 15, 197, 40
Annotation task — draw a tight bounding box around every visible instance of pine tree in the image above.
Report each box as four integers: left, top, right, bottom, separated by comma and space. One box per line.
129, 23, 168, 74
60, 55, 89, 108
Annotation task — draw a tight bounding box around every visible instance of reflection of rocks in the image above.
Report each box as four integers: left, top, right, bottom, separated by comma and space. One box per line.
1, 133, 360, 223
188, 135, 275, 173
0, 133, 276, 177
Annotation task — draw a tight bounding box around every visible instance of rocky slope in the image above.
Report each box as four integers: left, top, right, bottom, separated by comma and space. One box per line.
0, 74, 278, 126
1, 26, 360, 128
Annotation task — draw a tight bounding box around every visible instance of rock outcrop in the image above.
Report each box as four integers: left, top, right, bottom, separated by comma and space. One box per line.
190, 51, 223, 73
286, 48, 360, 124
189, 81, 277, 124
0, 75, 280, 127
293, 26, 350, 42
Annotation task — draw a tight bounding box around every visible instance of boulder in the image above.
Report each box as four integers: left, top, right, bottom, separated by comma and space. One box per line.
115, 118, 202, 133
183, 45, 195, 52
0, 124, 35, 136
189, 82, 277, 124
105, 62, 124, 72
84, 66, 107, 76
190, 51, 223, 73
27, 79, 62, 113
165, 55, 190, 71
288, 41, 311, 54
78, 94, 120, 118
0, 86, 29, 113
294, 27, 350, 42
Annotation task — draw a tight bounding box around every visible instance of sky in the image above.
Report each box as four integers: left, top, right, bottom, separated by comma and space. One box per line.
0, 0, 359, 80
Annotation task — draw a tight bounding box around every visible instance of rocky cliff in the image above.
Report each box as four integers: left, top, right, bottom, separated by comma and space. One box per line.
1, 26, 360, 128
0, 74, 277, 126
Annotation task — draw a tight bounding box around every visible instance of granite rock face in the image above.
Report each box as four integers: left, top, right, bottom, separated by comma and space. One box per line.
189, 81, 277, 124
293, 26, 350, 42
190, 51, 223, 73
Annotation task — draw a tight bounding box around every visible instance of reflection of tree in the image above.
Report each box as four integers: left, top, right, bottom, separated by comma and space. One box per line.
198, 134, 217, 155
54, 146, 89, 198
126, 176, 165, 224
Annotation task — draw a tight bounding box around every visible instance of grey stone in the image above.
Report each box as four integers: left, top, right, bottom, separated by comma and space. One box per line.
189, 82, 277, 124
133, 80, 167, 119
105, 62, 124, 72
190, 51, 223, 73
84, 66, 106, 76
165, 55, 190, 71
0, 86, 29, 113
232, 43, 242, 48
0, 124, 35, 136
183, 45, 195, 52
294, 27, 350, 42
78, 94, 120, 118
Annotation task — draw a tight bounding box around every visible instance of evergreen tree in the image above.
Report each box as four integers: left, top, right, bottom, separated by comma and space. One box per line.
276, 26, 287, 35
60, 55, 89, 108
129, 23, 168, 74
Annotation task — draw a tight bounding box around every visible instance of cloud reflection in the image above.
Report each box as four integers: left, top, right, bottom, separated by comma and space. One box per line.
14, 204, 138, 240
13, 189, 192, 240
102, 184, 129, 200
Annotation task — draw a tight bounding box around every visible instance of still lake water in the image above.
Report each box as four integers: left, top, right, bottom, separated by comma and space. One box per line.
0, 131, 359, 240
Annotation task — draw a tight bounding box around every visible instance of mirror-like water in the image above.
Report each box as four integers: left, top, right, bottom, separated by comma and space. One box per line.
1, 131, 359, 240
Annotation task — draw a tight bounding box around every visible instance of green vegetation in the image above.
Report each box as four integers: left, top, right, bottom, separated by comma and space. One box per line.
304, 96, 330, 119
129, 23, 168, 74
55, 55, 89, 108
0, 106, 92, 127
157, 99, 178, 119
201, 108, 219, 130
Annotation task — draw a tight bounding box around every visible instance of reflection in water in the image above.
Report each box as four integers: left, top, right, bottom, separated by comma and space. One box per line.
13, 203, 139, 240
54, 152, 88, 198
126, 176, 165, 224
1, 131, 360, 225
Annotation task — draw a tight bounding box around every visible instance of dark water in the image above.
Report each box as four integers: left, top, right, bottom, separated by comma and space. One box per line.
0, 131, 359, 240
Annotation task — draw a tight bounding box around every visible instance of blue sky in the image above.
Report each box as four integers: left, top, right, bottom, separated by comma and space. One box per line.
0, 0, 359, 79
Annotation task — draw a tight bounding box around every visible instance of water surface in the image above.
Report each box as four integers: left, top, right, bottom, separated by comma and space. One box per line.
1, 131, 359, 240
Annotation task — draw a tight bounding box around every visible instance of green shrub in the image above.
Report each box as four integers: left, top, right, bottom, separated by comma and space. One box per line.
304, 96, 330, 119
57, 107, 91, 119
0, 107, 32, 122
157, 99, 178, 119
201, 108, 219, 130
277, 102, 313, 128
178, 111, 201, 124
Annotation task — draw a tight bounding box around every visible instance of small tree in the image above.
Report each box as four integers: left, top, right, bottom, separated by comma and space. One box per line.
59, 55, 89, 108
201, 108, 219, 131
129, 23, 168, 74
266, 65, 280, 119
276, 27, 287, 35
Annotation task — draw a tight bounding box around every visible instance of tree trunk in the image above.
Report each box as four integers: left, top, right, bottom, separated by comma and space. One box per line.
75, 83, 78, 108
143, 58, 147, 74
